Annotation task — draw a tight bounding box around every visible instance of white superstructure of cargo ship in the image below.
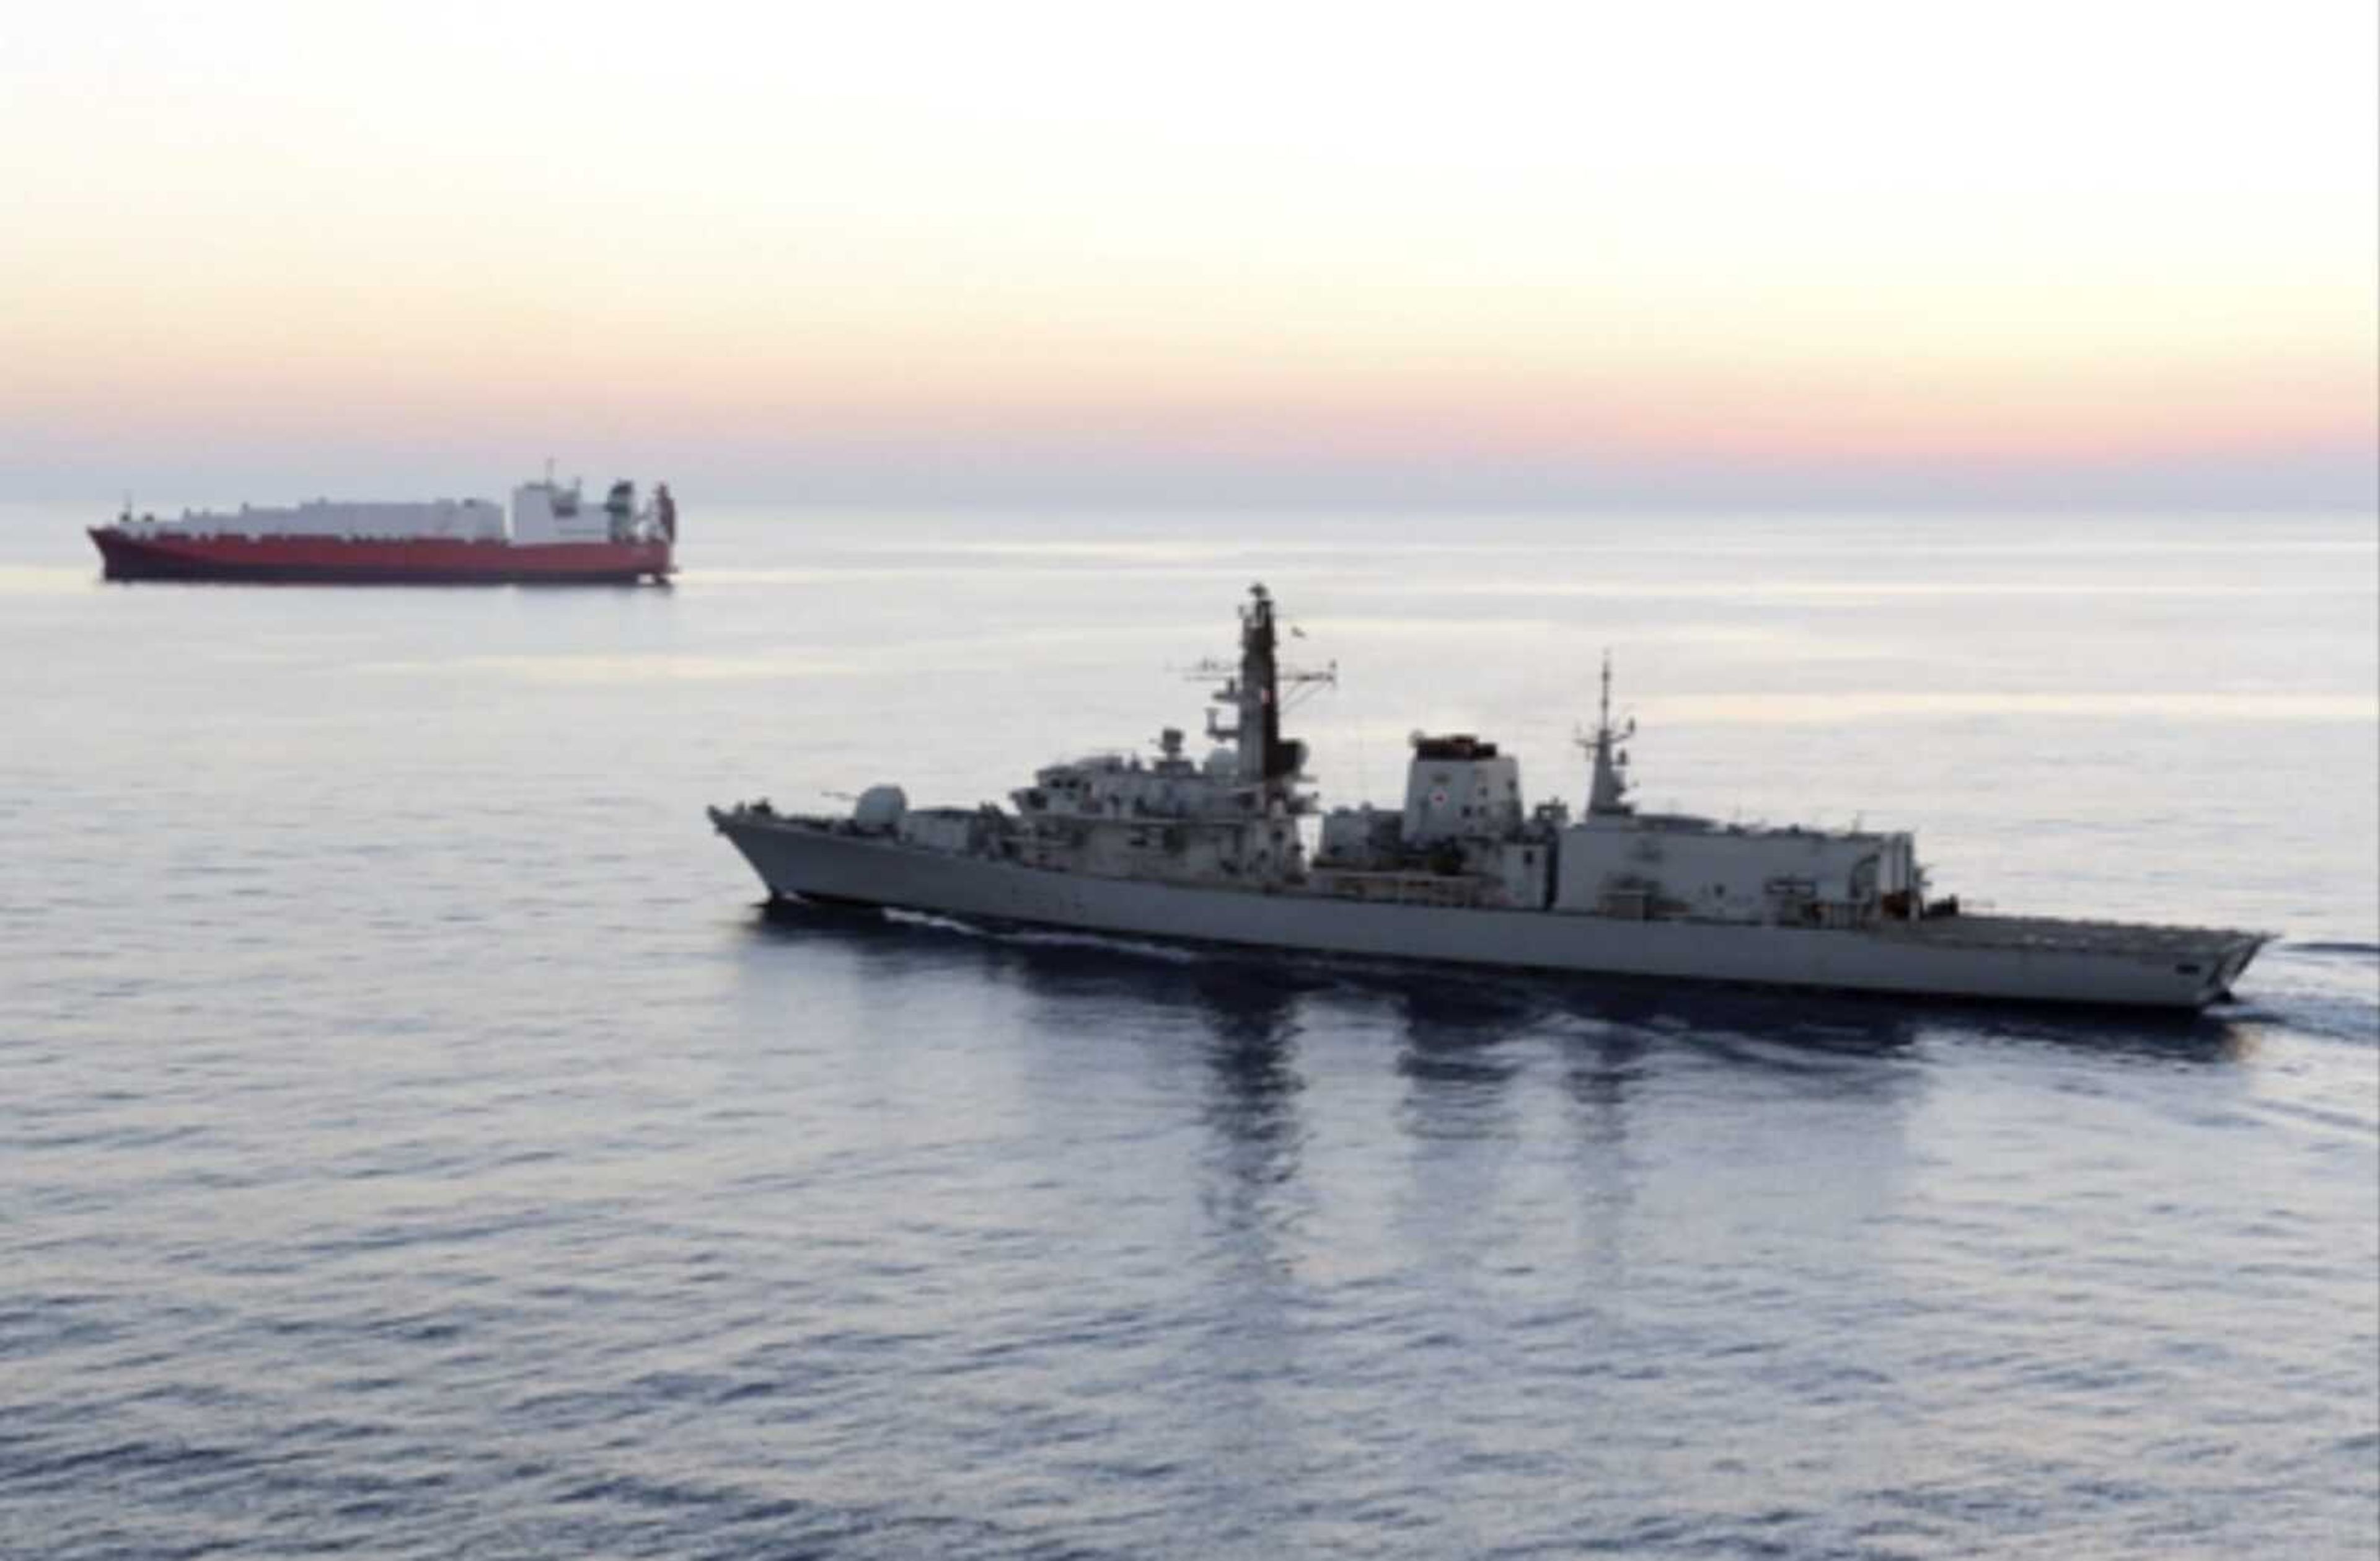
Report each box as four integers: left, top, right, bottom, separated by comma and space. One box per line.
712, 585, 2267, 1010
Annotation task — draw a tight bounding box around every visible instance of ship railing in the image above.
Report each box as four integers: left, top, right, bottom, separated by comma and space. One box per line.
1318, 869, 1489, 909
1880, 915, 2266, 956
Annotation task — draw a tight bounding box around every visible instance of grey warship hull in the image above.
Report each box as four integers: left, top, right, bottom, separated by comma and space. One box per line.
712, 811, 2264, 1011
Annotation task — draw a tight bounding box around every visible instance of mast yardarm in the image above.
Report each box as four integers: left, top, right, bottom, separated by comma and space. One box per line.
1582, 650, 1636, 818
1195, 583, 1332, 793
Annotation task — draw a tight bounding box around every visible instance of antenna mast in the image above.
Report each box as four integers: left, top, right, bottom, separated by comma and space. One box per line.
1580, 648, 1636, 818
1185, 582, 1334, 793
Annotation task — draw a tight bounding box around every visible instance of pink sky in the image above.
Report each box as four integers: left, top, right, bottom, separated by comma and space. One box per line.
3, 1, 2373, 509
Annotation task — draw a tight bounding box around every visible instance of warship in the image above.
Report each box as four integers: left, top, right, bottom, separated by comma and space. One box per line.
712, 585, 2267, 1009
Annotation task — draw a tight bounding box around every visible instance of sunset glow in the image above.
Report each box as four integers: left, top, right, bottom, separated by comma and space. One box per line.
4, 0, 2373, 506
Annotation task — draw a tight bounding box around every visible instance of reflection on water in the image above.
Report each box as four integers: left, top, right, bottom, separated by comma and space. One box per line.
731, 895, 2275, 1358
1379, 979, 1535, 1150
1561, 1028, 1654, 1126
719, 822, 2327, 1561
1184, 967, 1308, 1185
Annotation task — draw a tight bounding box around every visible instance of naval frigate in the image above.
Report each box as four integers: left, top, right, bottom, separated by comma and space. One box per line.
711, 585, 2267, 1009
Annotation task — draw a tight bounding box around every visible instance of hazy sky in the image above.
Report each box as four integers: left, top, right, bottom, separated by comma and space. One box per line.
4, 1, 2374, 508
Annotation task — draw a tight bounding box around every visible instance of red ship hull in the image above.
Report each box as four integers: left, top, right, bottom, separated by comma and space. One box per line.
89, 528, 672, 585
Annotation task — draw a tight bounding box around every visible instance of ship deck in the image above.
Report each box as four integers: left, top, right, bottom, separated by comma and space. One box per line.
1879, 913, 2266, 957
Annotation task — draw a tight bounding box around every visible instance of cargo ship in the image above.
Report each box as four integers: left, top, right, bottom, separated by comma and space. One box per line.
90, 474, 676, 584
712, 583, 2269, 1010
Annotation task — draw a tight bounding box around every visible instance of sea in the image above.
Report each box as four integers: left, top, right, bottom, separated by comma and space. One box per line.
2, 504, 2375, 1559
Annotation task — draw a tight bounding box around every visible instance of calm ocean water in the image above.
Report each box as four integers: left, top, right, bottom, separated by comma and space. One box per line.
2, 505, 2375, 1559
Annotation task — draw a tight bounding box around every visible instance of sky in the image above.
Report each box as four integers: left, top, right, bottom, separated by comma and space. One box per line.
2, 0, 2374, 510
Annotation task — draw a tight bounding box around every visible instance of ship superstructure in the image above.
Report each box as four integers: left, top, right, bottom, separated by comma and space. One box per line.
712, 585, 2267, 1010
90, 472, 677, 584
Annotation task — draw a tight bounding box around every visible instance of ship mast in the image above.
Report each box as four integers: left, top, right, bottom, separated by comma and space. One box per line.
1581, 650, 1636, 818
1194, 583, 1332, 795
